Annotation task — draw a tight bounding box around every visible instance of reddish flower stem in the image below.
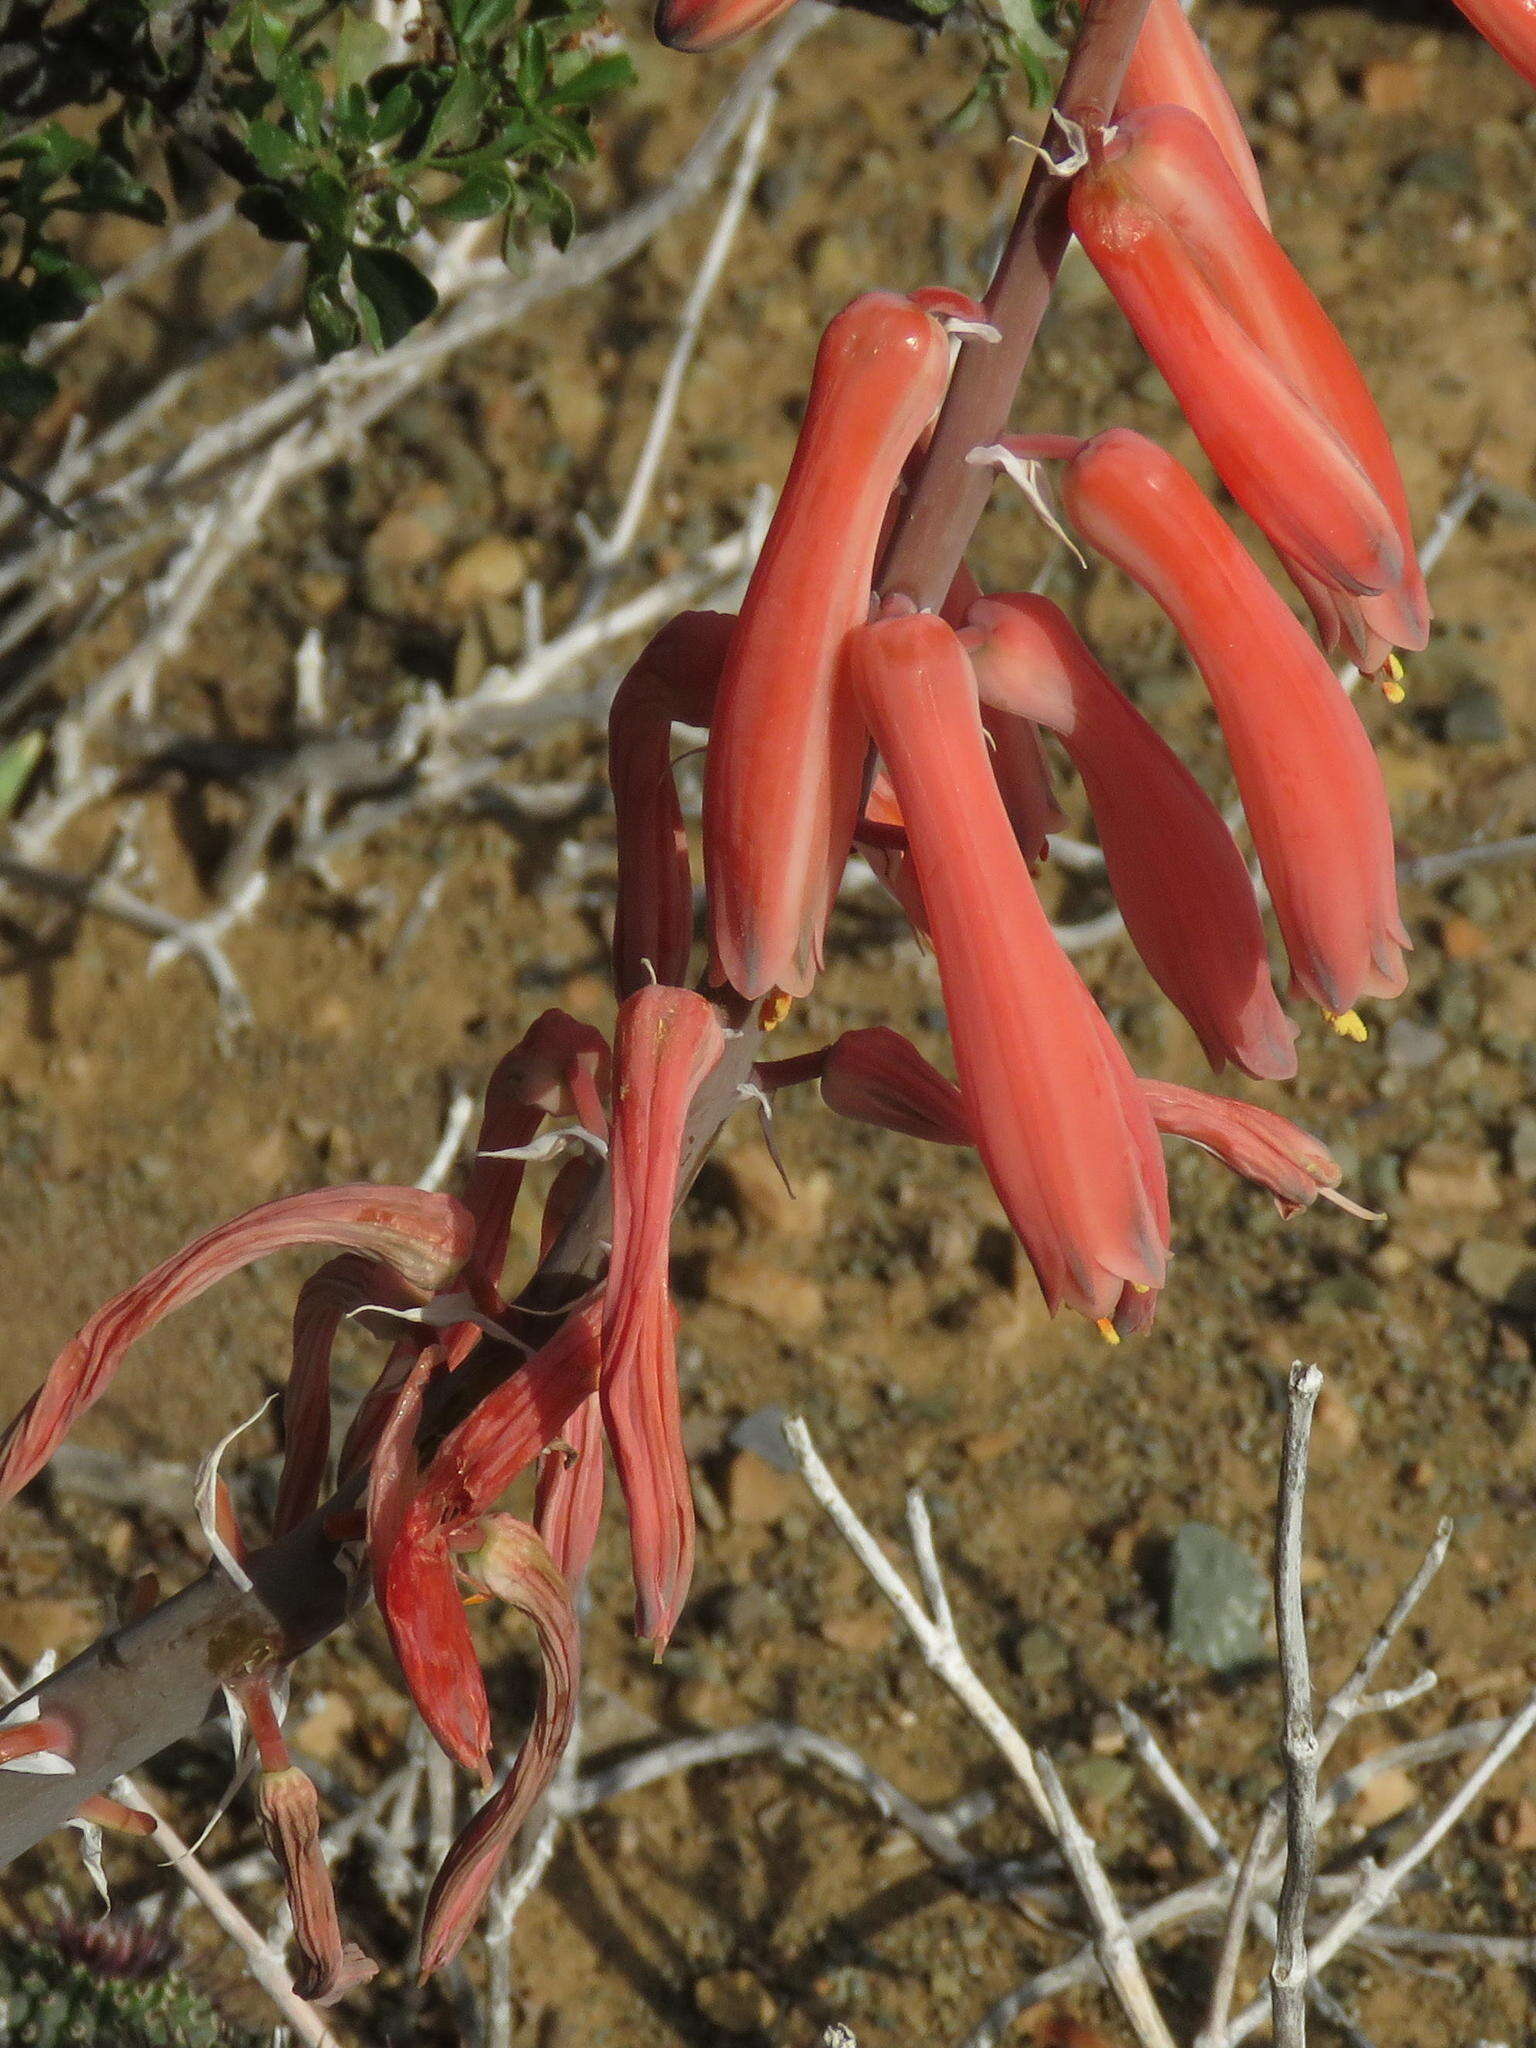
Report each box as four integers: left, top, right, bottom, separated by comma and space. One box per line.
0, 0, 1147, 1870
877, 0, 1153, 609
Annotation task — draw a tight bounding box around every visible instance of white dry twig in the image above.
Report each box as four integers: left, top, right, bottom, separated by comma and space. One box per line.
1270, 1362, 1323, 2048
783, 1416, 1178, 2048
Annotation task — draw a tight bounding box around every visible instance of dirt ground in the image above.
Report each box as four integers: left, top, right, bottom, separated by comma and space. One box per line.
3, 1, 1536, 2042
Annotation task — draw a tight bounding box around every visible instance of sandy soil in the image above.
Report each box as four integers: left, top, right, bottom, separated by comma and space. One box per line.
2, 1, 1536, 2041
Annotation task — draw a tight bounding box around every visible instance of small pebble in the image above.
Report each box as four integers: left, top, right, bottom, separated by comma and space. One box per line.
1166, 1523, 1267, 1672
1384, 1017, 1446, 1070
1444, 680, 1508, 747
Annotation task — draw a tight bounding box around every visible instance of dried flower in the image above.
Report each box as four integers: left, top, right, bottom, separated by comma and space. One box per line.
0, 1185, 475, 1505
601, 985, 724, 1648
418, 1516, 579, 1976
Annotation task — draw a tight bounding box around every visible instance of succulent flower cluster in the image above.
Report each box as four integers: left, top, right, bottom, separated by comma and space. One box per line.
3, 0, 1530, 2000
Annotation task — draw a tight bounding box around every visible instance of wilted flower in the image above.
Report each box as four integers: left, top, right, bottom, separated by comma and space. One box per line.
0, 1185, 475, 1506
600, 985, 724, 1648
418, 1516, 579, 1976
609, 610, 736, 997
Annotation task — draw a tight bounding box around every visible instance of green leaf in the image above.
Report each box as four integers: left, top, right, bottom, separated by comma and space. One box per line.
245, 118, 310, 178
457, 0, 522, 46
0, 353, 57, 421
247, 5, 291, 81
305, 269, 358, 357
236, 183, 309, 242
334, 11, 391, 94
276, 50, 326, 146
549, 51, 634, 107
424, 63, 491, 153
27, 244, 101, 324
521, 172, 575, 250
0, 732, 45, 821
430, 164, 514, 220
369, 79, 420, 144
350, 244, 438, 349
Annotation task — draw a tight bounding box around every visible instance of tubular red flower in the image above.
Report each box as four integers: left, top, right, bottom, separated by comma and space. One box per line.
534, 1389, 606, 1587
845, 611, 1167, 1322
703, 291, 950, 1001
1059, 429, 1409, 1020
419, 1517, 580, 1977
813, 1025, 968, 1147
1067, 121, 1402, 605
1096, 104, 1428, 667
653, 0, 796, 50
963, 591, 1298, 1081
462, 1009, 612, 1299
274, 1253, 391, 1539
609, 610, 736, 997
0, 1185, 475, 1507
1142, 1080, 1365, 1217
1448, 0, 1536, 89
601, 986, 724, 1648
804, 1028, 1366, 1227
1116, 0, 1270, 222
944, 561, 1062, 864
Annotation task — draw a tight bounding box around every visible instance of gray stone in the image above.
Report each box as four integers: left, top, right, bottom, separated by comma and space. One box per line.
1444, 681, 1508, 747
726, 1404, 795, 1473
1398, 146, 1476, 193
1167, 1523, 1267, 1672
1068, 1755, 1136, 1806
1454, 1240, 1536, 1309
1509, 1112, 1536, 1183
1012, 1622, 1071, 1682
1384, 1017, 1446, 1071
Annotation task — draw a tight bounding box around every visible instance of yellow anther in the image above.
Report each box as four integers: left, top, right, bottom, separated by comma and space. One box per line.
1095, 1317, 1122, 1346
1326, 1008, 1368, 1043
1380, 654, 1406, 705
760, 991, 792, 1031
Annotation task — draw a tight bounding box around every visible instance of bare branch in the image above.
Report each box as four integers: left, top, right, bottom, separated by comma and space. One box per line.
1271, 1361, 1323, 2048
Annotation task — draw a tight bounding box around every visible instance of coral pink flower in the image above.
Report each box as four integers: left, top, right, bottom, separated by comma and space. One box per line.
1447, 0, 1536, 93
601, 985, 724, 1648
1095, 104, 1428, 668
785, 1028, 1362, 1220
1067, 115, 1403, 608
1058, 429, 1409, 1022
653, 0, 795, 49
609, 610, 736, 997
1141, 1080, 1370, 1218
1117, 0, 1270, 222
275, 1253, 394, 1538
962, 591, 1297, 1081
845, 610, 1167, 1323
418, 1517, 579, 1976
534, 1389, 606, 1588
0, 1186, 475, 1507
703, 292, 950, 1002
943, 560, 1062, 865
374, 1302, 601, 1775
